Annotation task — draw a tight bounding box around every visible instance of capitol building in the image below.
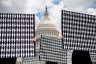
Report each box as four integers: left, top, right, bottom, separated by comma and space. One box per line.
16, 7, 62, 64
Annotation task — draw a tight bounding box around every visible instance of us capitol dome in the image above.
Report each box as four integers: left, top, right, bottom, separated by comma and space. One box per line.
35, 7, 59, 40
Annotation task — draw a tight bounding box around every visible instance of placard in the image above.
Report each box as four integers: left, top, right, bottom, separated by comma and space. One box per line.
61, 10, 96, 51
0, 13, 35, 58
40, 36, 67, 64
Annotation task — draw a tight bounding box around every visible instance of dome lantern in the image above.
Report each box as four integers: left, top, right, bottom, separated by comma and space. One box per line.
44, 6, 49, 20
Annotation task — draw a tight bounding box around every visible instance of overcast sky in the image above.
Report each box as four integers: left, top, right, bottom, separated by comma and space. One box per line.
0, 0, 96, 33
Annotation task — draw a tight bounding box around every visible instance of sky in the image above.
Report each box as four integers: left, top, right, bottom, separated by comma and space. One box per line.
0, 0, 96, 33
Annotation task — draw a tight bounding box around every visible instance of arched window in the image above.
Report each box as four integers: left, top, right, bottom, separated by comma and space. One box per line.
54, 32, 55, 35
52, 32, 53, 35
53, 32, 54, 35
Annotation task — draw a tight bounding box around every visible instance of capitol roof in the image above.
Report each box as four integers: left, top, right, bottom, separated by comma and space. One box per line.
37, 7, 57, 31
